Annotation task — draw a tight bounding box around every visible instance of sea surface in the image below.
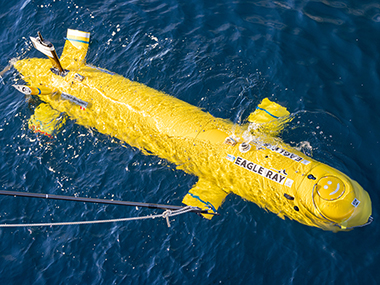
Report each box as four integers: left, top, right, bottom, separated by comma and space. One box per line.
0, 0, 379, 284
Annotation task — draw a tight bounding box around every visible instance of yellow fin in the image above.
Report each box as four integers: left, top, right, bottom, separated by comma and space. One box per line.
60, 29, 90, 70
182, 178, 229, 219
248, 98, 291, 136
28, 103, 67, 137
248, 98, 290, 123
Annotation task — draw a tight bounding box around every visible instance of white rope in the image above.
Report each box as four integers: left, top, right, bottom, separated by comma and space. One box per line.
0, 206, 198, 228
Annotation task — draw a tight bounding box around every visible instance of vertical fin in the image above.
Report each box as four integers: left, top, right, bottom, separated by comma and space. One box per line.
59, 29, 90, 70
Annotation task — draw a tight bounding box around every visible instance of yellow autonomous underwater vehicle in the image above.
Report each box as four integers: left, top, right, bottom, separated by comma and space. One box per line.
12, 29, 372, 232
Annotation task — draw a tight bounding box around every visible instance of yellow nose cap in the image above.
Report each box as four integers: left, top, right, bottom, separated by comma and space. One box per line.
317, 176, 345, 200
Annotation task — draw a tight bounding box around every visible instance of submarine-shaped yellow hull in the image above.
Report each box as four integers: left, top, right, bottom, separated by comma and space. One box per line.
13, 29, 372, 232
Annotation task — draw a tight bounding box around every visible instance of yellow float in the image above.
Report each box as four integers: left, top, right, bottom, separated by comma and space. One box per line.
12, 29, 372, 231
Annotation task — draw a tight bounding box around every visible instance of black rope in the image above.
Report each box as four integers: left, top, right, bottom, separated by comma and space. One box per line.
0, 190, 217, 215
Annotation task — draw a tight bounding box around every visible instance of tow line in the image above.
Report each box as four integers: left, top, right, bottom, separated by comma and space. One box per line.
0, 190, 218, 228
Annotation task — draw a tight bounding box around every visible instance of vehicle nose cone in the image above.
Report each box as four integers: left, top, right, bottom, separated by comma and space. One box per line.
317, 176, 345, 201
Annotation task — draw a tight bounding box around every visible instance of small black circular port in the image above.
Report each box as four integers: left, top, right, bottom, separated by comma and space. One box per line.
307, 174, 316, 180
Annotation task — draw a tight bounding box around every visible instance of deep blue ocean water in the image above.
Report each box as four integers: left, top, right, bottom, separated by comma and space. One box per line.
0, 0, 379, 284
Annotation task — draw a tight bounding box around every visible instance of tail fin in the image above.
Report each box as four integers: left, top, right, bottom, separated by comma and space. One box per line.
60, 29, 90, 70
28, 103, 67, 138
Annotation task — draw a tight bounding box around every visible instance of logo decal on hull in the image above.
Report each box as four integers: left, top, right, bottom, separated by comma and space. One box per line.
61, 92, 89, 109
233, 156, 286, 185
263, 143, 310, 165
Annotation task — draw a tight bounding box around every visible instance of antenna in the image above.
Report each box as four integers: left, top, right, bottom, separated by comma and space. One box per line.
30, 31, 67, 76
